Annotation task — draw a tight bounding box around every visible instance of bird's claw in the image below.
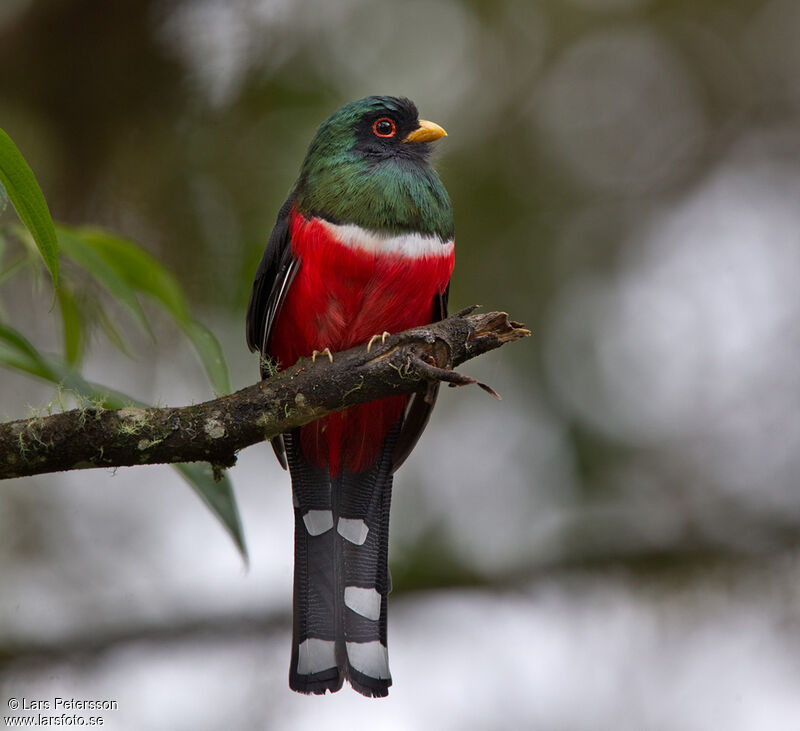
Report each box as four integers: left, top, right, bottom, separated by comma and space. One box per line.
311, 348, 333, 363
366, 331, 391, 353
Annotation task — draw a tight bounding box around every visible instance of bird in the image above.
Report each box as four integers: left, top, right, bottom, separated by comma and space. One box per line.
245, 96, 454, 697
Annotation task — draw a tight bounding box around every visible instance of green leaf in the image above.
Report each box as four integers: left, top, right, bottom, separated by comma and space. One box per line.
174, 462, 248, 562
180, 320, 231, 396
57, 286, 85, 366
57, 228, 151, 336
92, 297, 136, 359
0, 127, 58, 289
76, 227, 189, 320
0, 322, 57, 380
74, 227, 231, 395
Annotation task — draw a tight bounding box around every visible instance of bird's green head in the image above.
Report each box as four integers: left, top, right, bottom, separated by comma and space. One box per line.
294, 96, 454, 240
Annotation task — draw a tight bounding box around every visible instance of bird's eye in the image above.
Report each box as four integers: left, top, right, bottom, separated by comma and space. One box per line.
372, 118, 396, 138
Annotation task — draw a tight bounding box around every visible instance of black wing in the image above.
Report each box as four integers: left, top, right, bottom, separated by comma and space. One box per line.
246, 192, 298, 469
391, 283, 450, 472
246, 193, 297, 360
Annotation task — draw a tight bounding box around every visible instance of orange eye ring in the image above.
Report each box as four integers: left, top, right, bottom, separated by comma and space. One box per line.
372, 118, 396, 138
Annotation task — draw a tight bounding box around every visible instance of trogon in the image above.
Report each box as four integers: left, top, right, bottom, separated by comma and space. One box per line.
246, 96, 454, 697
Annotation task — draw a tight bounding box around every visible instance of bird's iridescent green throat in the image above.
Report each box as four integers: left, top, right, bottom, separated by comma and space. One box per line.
294, 96, 454, 241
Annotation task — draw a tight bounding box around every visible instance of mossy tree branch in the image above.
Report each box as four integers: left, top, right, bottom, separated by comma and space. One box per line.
0, 309, 530, 481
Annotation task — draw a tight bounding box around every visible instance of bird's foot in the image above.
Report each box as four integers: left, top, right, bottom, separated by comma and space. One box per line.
311, 348, 333, 363
366, 331, 391, 353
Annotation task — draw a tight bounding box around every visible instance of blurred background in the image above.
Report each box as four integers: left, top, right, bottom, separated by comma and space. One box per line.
2, 0, 800, 728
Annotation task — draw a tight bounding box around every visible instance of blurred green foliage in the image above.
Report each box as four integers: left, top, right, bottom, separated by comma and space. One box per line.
0, 125, 244, 558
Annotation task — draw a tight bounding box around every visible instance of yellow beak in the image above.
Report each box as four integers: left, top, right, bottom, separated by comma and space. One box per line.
403, 119, 447, 143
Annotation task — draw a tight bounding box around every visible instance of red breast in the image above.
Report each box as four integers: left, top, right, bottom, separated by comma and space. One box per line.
270, 207, 454, 474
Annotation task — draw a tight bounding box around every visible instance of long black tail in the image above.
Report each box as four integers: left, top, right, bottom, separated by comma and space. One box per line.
285, 426, 397, 697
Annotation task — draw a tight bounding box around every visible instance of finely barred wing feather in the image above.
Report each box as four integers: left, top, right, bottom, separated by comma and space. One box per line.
246, 193, 297, 362
245, 193, 298, 469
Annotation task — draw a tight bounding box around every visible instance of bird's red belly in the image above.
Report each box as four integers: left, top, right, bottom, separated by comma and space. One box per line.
270, 212, 454, 474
